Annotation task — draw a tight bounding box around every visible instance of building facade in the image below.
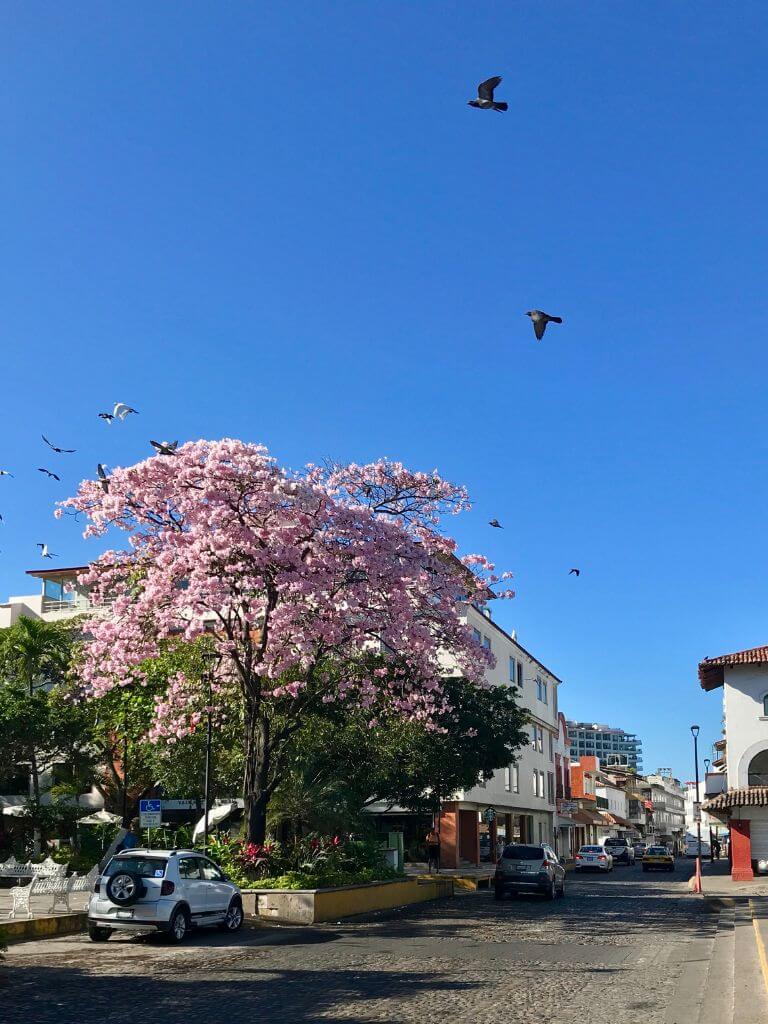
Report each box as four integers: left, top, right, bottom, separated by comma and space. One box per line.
436, 602, 562, 868
700, 645, 768, 880
566, 721, 643, 770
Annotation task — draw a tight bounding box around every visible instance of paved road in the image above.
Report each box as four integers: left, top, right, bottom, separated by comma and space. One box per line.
1, 860, 725, 1023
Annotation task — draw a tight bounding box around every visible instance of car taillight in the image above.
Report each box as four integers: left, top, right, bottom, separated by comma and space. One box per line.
575, 855, 582, 860
160, 880, 175, 896
598, 855, 606, 861
93, 876, 102, 892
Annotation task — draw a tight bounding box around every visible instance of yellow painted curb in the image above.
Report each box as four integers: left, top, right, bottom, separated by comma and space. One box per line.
2, 912, 87, 944
753, 917, 768, 996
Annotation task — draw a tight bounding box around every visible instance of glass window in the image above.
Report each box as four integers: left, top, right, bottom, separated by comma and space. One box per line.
509, 656, 516, 682
517, 661, 523, 688
472, 627, 482, 644
106, 857, 167, 878
512, 764, 519, 793
178, 857, 203, 880
483, 635, 491, 650
549, 733, 554, 762
504, 766, 511, 791
763, 695, 768, 716
199, 858, 225, 881
502, 845, 544, 860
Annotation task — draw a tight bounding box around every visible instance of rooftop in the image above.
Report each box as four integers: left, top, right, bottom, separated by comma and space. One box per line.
699, 645, 768, 691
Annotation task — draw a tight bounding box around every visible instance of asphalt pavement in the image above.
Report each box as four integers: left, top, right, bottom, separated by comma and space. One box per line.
0, 859, 756, 1024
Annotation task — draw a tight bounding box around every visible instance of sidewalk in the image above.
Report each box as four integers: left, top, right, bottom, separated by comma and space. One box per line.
700, 858, 768, 898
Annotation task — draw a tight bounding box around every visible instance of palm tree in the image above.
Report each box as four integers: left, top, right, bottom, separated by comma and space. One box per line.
0, 615, 74, 803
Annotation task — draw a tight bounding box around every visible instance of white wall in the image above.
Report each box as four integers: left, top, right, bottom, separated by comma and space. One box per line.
722, 665, 768, 788
444, 604, 560, 825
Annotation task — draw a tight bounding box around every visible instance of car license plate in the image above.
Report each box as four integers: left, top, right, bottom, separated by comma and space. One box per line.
116, 910, 134, 919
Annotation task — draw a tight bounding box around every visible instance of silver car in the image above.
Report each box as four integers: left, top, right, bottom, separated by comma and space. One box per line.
494, 843, 566, 900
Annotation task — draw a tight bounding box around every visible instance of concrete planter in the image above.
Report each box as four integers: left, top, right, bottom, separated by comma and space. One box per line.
242, 876, 453, 925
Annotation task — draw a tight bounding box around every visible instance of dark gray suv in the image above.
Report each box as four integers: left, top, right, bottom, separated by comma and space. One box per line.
494, 843, 566, 900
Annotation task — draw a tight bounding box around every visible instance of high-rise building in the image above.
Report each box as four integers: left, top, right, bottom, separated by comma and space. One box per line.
566, 721, 643, 770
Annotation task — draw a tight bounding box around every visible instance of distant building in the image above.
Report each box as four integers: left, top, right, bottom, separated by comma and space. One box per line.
566, 721, 643, 770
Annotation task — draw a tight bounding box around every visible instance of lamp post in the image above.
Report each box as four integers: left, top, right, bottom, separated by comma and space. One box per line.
703, 758, 713, 858
202, 650, 222, 853
691, 725, 702, 892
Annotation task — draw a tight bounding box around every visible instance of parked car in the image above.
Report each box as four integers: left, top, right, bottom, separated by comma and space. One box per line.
684, 837, 711, 858
601, 837, 635, 865
632, 841, 647, 860
574, 845, 614, 872
494, 843, 566, 900
642, 845, 675, 872
88, 848, 244, 942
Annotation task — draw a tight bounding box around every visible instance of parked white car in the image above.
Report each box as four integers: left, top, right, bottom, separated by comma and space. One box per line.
684, 837, 711, 858
88, 849, 243, 942
574, 845, 614, 872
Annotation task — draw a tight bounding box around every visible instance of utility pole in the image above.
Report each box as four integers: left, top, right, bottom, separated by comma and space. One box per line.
691, 725, 702, 893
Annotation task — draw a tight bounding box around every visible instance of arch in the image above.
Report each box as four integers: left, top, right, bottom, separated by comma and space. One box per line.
736, 739, 768, 787
761, 692, 768, 717
748, 749, 768, 787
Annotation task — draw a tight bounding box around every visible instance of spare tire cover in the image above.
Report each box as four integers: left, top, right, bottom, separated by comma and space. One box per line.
106, 870, 143, 906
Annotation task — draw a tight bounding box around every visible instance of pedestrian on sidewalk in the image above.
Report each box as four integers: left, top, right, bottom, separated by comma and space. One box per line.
426, 826, 440, 874
712, 836, 721, 860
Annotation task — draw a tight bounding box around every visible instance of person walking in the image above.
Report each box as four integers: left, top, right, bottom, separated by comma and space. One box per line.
712, 836, 721, 860
425, 826, 440, 874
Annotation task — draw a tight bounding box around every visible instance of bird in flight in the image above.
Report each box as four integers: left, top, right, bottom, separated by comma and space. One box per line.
569, 568, 581, 576
38, 468, 61, 482
468, 76, 508, 112
0, 469, 14, 477
489, 519, 503, 529
113, 402, 139, 421
526, 310, 563, 341
150, 440, 179, 456
42, 435, 76, 454
98, 412, 114, 423
37, 543, 56, 559
97, 464, 110, 493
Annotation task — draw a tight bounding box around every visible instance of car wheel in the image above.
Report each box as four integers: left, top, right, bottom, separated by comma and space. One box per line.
88, 924, 112, 942
166, 906, 190, 944
219, 898, 244, 931
105, 870, 143, 907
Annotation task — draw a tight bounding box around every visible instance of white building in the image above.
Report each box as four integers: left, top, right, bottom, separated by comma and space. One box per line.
700, 645, 768, 880
435, 602, 563, 868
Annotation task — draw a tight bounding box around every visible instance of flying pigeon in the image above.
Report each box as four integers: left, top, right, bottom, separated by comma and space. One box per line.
38, 468, 61, 482
37, 543, 56, 559
489, 519, 503, 529
468, 76, 508, 112
42, 435, 76, 454
569, 568, 581, 576
113, 402, 138, 421
97, 464, 110, 493
98, 412, 114, 423
150, 440, 179, 456
526, 310, 563, 341
0, 469, 14, 477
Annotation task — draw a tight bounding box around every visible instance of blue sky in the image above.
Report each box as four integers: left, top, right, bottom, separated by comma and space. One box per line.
2, 2, 767, 779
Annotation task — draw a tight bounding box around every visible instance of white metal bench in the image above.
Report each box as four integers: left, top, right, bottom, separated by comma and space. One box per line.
7, 876, 36, 919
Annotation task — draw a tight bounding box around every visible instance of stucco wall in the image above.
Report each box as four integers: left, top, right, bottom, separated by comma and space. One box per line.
723, 665, 768, 788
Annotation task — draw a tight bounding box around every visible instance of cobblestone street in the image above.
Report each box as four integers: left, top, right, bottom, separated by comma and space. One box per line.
2, 861, 735, 1024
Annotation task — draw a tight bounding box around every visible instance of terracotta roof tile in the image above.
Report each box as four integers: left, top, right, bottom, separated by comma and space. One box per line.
703, 787, 768, 810
699, 646, 768, 691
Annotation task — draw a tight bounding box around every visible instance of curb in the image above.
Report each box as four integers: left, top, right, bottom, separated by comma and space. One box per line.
2, 912, 87, 944
749, 900, 768, 996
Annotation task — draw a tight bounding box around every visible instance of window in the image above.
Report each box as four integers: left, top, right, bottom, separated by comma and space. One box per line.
512, 764, 519, 793
199, 859, 225, 881
178, 857, 202, 880
763, 695, 768, 716
531, 725, 544, 752
509, 656, 516, 682
549, 732, 554, 762
535, 676, 548, 703
482, 635, 491, 650
547, 772, 555, 804
532, 769, 539, 796
472, 627, 482, 644
517, 661, 523, 688
538, 822, 544, 843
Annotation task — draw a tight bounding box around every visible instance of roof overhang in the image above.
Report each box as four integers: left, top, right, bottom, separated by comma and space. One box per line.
703, 787, 768, 811
26, 566, 88, 580
699, 645, 768, 691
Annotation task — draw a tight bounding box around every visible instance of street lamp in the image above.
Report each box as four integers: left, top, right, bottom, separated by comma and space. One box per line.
202, 649, 223, 853
691, 725, 702, 892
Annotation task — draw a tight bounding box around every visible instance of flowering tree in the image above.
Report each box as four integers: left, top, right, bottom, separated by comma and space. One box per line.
62, 440, 512, 842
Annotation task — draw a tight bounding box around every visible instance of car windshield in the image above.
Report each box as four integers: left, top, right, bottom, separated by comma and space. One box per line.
106, 856, 167, 878
604, 839, 627, 845
580, 847, 602, 853
502, 845, 544, 860
647, 848, 668, 855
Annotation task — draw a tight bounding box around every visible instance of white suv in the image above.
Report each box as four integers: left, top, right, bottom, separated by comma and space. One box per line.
88, 848, 243, 943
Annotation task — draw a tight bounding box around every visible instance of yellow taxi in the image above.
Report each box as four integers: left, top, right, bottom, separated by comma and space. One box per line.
642, 845, 675, 872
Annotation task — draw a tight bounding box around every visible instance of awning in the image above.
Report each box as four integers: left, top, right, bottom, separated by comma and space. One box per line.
602, 812, 632, 827
77, 809, 122, 826
192, 801, 241, 842
572, 809, 604, 826
704, 787, 768, 811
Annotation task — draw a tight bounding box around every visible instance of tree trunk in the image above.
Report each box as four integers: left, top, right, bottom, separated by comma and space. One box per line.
243, 701, 271, 844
